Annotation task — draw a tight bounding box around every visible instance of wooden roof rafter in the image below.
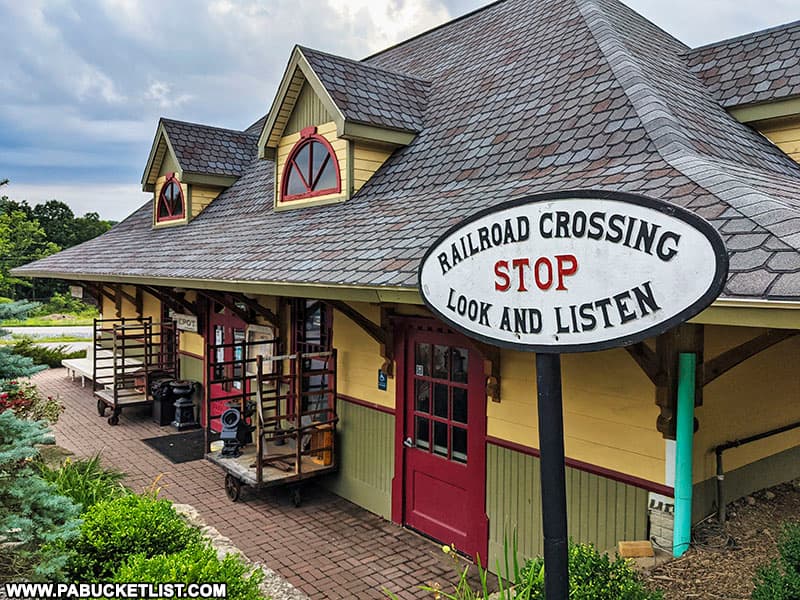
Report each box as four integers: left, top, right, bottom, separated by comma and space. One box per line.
328, 300, 395, 376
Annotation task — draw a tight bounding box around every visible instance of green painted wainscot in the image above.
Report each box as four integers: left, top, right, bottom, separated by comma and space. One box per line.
486, 443, 649, 568
321, 397, 394, 519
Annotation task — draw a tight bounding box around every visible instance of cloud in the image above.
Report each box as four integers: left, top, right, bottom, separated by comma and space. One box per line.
1, 0, 798, 223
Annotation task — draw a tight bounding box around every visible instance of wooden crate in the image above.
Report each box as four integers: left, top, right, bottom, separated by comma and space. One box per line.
310, 424, 333, 466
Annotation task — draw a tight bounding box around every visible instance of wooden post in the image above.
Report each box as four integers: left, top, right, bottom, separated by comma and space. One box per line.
256, 356, 264, 485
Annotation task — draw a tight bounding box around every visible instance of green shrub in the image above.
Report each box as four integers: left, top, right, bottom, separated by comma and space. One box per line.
37, 455, 127, 513
31, 292, 97, 317
518, 542, 662, 600
65, 494, 203, 581
114, 543, 264, 600
11, 337, 86, 368
753, 522, 800, 599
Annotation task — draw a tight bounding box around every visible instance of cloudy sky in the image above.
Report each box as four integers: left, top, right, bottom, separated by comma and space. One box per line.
1, 0, 798, 221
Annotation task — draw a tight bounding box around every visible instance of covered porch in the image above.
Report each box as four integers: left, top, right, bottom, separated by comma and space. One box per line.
34, 367, 467, 600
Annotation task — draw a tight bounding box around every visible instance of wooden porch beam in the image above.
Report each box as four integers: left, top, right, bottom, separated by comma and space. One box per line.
199, 290, 251, 324
328, 300, 395, 376
703, 329, 797, 387
234, 293, 279, 329
140, 285, 197, 316
625, 342, 663, 386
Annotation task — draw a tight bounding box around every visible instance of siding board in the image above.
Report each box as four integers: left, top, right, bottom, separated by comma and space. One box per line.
486, 443, 648, 569
321, 398, 394, 519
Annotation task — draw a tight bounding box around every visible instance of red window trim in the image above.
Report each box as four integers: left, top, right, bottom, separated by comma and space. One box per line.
280, 128, 342, 202
156, 173, 186, 223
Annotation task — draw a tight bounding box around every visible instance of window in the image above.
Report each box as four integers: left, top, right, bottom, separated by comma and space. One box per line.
157, 174, 185, 222
281, 129, 341, 201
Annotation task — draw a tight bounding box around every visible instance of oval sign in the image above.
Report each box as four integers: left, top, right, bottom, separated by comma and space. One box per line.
418, 191, 728, 353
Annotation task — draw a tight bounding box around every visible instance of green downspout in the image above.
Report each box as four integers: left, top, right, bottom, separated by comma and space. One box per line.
673, 352, 696, 557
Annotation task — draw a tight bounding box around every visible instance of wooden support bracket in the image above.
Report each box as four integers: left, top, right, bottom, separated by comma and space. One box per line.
140, 285, 198, 318
235, 294, 279, 329
199, 290, 251, 324
653, 323, 704, 440
703, 329, 797, 387
328, 300, 395, 376
625, 342, 663, 386
472, 341, 501, 402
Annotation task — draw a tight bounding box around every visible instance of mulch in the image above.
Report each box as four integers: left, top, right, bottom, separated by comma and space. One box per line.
643, 481, 800, 599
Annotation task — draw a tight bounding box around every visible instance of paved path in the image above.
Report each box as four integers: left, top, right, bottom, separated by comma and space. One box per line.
3, 325, 92, 339
33, 369, 468, 599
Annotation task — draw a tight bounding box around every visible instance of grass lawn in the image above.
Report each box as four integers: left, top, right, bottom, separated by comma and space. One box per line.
1, 315, 96, 327
0, 335, 89, 345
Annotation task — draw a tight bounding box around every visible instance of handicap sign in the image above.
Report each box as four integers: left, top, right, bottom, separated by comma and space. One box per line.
378, 369, 388, 391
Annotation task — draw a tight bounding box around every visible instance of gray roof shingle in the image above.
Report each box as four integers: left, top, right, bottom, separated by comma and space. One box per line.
161, 118, 258, 177
16, 0, 800, 301
300, 46, 429, 132
685, 20, 800, 108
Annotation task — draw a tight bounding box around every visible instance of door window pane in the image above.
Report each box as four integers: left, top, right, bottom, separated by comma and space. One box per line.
415, 380, 430, 413
452, 427, 467, 463
415, 343, 430, 377
415, 417, 430, 450
451, 347, 468, 383
452, 387, 468, 424
433, 345, 449, 379
433, 421, 448, 457
433, 383, 448, 418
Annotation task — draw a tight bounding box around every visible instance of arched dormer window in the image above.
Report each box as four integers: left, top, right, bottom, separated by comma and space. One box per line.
281, 127, 341, 201
157, 173, 185, 222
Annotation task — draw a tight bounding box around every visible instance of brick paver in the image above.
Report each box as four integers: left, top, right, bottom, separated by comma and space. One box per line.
33, 369, 475, 599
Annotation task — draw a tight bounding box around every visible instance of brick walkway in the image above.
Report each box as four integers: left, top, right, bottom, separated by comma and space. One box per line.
33, 369, 470, 599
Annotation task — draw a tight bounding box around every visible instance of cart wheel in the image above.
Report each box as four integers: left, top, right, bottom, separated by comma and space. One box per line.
107, 414, 119, 426
96, 398, 107, 417
225, 474, 242, 502
292, 488, 302, 508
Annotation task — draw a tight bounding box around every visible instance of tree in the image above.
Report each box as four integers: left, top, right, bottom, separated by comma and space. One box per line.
0, 412, 80, 580
0, 211, 59, 298
0, 301, 46, 379
31, 201, 75, 248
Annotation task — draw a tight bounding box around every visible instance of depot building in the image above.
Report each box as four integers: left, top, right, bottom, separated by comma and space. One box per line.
16, 0, 800, 565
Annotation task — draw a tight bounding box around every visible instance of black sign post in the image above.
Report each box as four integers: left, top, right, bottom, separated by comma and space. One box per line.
536, 352, 569, 598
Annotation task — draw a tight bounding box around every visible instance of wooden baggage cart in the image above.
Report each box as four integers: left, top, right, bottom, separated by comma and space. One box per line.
205, 342, 338, 506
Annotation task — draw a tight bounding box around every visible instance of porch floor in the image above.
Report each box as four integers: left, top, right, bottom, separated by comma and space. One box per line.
34, 368, 468, 599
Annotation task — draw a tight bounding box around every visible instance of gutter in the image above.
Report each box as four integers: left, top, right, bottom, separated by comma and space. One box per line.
10, 270, 424, 305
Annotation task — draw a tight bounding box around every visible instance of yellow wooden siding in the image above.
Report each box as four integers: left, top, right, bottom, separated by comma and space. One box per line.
158, 151, 179, 178
190, 185, 221, 219
695, 325, 800, 483
332, 302, 395, 409
759, 120, 800, 163
488, 347, 664, 484
285, 81, 333, 135
100, 286, 160, 322
275, 120, 349, 209
268, 69, 305, 148
352, 143, 394, 193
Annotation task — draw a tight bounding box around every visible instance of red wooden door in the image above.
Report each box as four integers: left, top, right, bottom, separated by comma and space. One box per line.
207, 305, 247, 432
403, 328, 487, 559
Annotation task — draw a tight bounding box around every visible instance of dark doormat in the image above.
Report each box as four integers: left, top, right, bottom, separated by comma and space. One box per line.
142, 430, 208, 464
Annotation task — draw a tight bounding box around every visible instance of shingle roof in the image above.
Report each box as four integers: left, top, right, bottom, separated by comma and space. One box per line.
300, 46, 430, 132
685, 20, 800, 108
16, 0, 800, 301
161, 118, 258, 177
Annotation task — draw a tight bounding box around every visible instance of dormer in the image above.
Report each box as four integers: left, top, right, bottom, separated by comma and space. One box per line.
142, 118, 258, 227
258, 46, 430, 210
